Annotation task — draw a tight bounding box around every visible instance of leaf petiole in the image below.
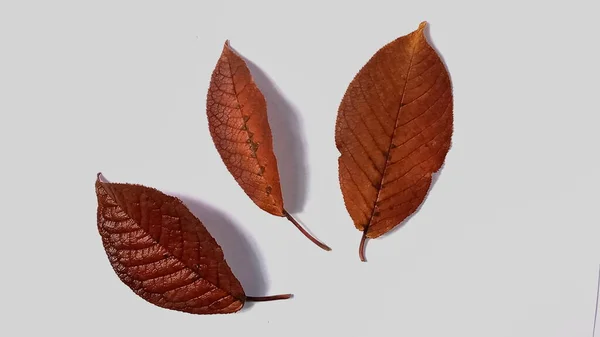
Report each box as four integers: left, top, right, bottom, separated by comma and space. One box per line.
246, 294, 293, 302
283, 209, 331, 251
359, 231, 368, 262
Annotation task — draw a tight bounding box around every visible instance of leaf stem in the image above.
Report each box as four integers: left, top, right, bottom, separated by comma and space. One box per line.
359, 230, 368, 262
283, 209, 331, 251
246, 294, 293, 302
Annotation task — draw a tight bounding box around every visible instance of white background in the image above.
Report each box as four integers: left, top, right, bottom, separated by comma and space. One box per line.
1, 0, 599, 336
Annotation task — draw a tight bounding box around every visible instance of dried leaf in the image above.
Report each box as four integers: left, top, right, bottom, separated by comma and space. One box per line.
95, 173, 291, 314
206, 41, 330, 251
335, 22, 453, 261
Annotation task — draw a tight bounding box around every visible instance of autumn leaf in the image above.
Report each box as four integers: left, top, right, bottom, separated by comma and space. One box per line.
335, 22, 453, 261
95, 173, 291, 314
206, 41, 330, 251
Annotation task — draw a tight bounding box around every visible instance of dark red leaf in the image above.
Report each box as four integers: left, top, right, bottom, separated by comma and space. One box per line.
95, 173, 291, 314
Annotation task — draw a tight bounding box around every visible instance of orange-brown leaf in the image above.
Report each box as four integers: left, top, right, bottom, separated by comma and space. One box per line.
335, 22, 453, 260
206, 41, 284, 217
205, 42, 331, 251
95, 174, 246, 314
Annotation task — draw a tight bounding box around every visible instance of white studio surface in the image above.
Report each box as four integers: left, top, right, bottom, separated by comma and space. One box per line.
1, 1, 599, 336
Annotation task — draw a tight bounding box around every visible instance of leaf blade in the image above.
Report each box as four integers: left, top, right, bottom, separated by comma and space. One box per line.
205, 42, 331, 251
206, 41, 284, 216
95, 174, 245, 314
335, 22, 453, 259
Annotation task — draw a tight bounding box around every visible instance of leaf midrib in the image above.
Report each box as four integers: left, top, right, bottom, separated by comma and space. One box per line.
363, 36, 420, 235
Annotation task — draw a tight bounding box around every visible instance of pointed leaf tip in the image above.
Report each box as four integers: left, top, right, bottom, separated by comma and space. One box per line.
96, 172, 107, 183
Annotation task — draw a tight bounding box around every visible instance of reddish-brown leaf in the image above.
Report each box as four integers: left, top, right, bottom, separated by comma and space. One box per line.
206, 41, 330, 251
95, 173, 291, 314
335, 22, 453, 261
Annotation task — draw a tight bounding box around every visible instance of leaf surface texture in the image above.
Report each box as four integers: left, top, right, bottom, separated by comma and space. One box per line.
95, 175, 245, 314
206, 42, 284, 216
335, 22, 453, 259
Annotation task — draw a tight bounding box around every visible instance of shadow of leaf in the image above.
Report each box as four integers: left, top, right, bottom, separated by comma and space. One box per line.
176, 195, 268, 310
